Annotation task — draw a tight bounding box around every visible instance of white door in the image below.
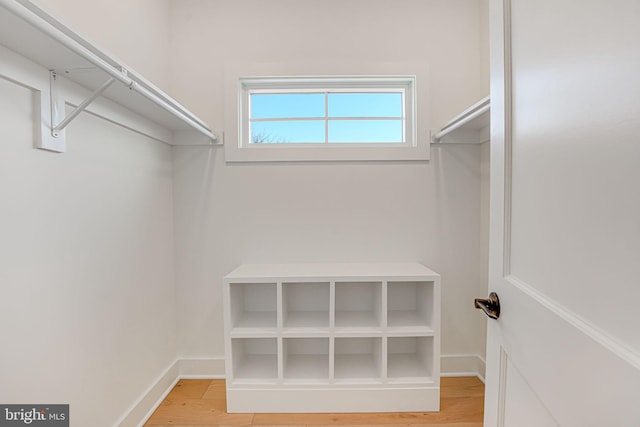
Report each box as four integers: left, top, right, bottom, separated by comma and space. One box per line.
482, 0, 640, 426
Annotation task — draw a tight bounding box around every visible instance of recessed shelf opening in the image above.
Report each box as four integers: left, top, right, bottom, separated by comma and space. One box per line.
229, 282, 277, 329
387, 336, 434, 381
387, 281, 434, 328
283, 337, 329, 382
334, 337, 382, 381
335, 281, 382, 328
283, 282, 330, 328
231, 338, 278, 382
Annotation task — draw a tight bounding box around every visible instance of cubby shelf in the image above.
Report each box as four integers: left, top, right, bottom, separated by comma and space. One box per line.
387, 336, 434, 381
223, 263, 441, 413
335, 281, 382, 328
283, 282, 330, 329
229, 282, 277, 330
231, 337, 278, 383
387, 281, 434, 328
334, 337, 382, 382
283, 337, 330, 383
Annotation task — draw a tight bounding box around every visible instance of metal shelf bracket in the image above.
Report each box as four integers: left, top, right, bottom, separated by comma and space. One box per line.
50, 70, 115, 138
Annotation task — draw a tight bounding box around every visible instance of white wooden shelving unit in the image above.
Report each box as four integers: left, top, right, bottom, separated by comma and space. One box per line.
431, 96, 490, 144
0, 0, 216, 152
223, 263, 441, 413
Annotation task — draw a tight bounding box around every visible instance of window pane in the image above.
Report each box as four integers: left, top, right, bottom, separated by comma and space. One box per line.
328, 93, 403, 118
251, 121, 325, 143
251, 93, 325, 119
328, 120, 404, 143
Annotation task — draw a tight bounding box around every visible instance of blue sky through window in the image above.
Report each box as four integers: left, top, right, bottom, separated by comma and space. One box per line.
329, 120, 403, 143
250, 91, 404, 144
251, 93, 324, 119
328, 93, 402, 118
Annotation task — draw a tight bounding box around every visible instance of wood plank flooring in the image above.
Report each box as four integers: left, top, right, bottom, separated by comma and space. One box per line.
144, 377, 484, 427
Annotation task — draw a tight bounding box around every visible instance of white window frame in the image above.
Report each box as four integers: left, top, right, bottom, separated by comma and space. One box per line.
242, 77, 413, 147
223, 62, 430, 162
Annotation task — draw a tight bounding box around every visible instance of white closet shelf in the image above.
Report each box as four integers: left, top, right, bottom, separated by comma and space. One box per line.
223, 262, 441, 413
431, 96, 490, 144
0, 0, 217, 150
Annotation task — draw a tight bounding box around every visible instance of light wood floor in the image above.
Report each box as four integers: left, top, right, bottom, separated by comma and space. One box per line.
144, 377, 484, 427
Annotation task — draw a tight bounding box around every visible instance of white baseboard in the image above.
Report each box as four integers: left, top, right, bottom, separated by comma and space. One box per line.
440, 353, 486, 382
115, 361, 180, 427
115, 358, 225, 427
120, 354, 484, 426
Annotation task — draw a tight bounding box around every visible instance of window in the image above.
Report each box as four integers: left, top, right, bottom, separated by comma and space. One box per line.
241, 77, 414, 149
247, 88, 409, 146
223, 62, 430, 162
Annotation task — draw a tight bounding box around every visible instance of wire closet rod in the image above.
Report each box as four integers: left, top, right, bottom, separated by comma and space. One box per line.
1, 0, 217, 142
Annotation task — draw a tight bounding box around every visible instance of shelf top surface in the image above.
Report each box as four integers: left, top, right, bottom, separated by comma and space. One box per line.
225, 263, 439, 281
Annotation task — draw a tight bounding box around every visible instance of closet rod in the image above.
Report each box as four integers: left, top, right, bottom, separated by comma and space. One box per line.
1, 0, 217, 142
432, 96, 490, 143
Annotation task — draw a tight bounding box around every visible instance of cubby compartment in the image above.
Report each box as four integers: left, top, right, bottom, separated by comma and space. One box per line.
335, 281, 382, 328
283, 282, 330, 328
229, 282, 277, 329
231, 338, 278, 382
334, 337, 382, 382
283, 337, 329, 382
387, 336, 434, 381
387, 281, 434, 328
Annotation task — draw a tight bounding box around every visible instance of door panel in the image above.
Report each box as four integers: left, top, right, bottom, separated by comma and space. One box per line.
508, 0, 640, 349
485, 0, 640, 426
491, 278, 640, 426
503, 356, 557, 427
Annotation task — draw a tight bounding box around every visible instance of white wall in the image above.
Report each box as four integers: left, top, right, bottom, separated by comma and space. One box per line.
0, 49, 177, 426
170, 0, 488, 369
34, 0, 172, 90
480, 0, 490, 95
